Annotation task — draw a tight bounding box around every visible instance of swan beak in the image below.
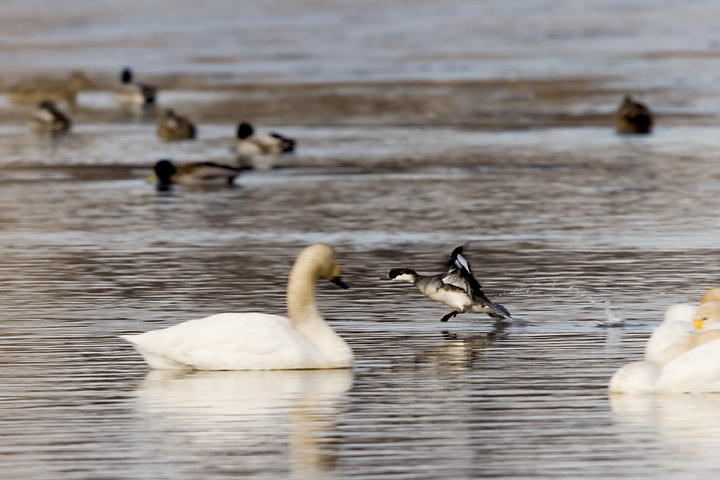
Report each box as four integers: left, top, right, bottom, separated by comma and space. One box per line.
695, 319, 704, 330
331, 276, 349, 289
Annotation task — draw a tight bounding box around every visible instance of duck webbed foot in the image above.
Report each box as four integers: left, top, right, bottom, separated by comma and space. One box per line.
440, 311, 459, 322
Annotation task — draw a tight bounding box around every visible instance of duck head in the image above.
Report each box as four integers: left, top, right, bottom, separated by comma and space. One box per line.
388, 268, 418, 283
38, 100, 58, 112
121, 68, 133, 84
236, 122, 254, 139
153, 159, 177, 185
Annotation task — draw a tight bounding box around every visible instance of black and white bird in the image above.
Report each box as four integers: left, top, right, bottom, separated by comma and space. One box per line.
388, 245, 511, 322
234, 122, 295, 156
114, 67, 157, 109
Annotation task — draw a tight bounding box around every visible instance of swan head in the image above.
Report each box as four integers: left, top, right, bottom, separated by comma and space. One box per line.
702, 286, 720, 304
388, 268, 418, 284
293, 243, 348, 289
692, 302, 720, 330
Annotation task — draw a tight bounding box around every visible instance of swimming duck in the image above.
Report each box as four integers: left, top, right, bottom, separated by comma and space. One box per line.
7, 70, 92, 107
150, 159, 240, 188
235, 122, 295, 156
156, 109, 196, 140
615, 95, 653, 134
121, 243, 353, 370
113, 68, 156, 108
388, 245, 511, 322
609, 292, 720, 394
28, 100, 72, 133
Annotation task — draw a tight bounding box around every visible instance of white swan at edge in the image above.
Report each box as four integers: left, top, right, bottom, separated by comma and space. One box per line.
610, 295, 720, 394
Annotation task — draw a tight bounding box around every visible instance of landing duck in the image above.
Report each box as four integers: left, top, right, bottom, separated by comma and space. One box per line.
388, 245, 511, 322
121, 244, 353, 370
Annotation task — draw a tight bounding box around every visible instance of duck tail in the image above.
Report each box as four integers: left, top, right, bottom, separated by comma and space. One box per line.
270, 133, 296, 152
487, 301, 512, 320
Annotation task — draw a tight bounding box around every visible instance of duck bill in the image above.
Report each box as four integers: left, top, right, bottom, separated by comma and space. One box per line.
331, 276, 349, 289
695, 319, 704, 330
146, 173, 159, 183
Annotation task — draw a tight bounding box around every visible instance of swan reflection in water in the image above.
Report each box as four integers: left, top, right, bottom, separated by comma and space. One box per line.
610, 393, 720, 461
131, 369, 353, 479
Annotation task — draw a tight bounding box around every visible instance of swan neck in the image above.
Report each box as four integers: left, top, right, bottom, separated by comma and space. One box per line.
287, 266, 321, 324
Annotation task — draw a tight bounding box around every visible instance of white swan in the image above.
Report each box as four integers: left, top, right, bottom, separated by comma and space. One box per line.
121, 243, 353, 370
610, 297, 720, 393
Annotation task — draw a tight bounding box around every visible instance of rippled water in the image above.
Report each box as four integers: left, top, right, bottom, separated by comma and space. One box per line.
4, 1, 720, 479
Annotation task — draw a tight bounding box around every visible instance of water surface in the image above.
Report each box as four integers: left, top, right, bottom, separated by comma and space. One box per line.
3, 1, 720, 479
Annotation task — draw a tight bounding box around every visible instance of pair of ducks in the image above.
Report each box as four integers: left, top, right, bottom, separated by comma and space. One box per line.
123, 244, 511, 370
28, 68, 155, 134
155, 115, 296, 155
610, 287, 720, 394
151, 123, 297, 186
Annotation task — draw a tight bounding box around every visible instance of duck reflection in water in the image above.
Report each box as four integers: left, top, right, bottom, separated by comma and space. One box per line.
131, 368, 352, 479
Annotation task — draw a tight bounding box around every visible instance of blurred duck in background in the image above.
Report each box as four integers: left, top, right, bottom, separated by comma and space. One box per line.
156, 109, 196, 140
615, 95, 653, 134
7, 70, 92, 108
114, 67, 157, 110
29, 100, 72, 134
234, 122, 295, 156
150, 159, 240, 189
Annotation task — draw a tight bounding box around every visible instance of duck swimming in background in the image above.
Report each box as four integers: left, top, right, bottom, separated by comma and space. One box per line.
609, 288, 720, 394
235, 122, 296, 156
388, 245, 511, 322
29, 100, 72, 134
156, 109, 196, 140
7, 70, 92, 107
150, 159, 240, 188
121, 243, 353, 370
113, 67, 156, 108
615, 95, 653, 134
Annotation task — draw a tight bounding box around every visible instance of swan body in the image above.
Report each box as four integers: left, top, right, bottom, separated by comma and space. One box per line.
122, 243, 353, 370
156, 109, 196, 140
29, 100, 72, 133
235, 122, 295, 156
615, 95, 653, 134
610, 296, 720, 393
388, 245, 511, 322
644, 304, 697, 363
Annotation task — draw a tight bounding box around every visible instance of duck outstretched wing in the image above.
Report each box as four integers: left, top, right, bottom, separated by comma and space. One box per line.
443, 245, 488, 301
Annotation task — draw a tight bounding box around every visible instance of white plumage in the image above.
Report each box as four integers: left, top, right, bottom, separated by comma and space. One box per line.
610, 297, 720, 394
122, 244, 352, 370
